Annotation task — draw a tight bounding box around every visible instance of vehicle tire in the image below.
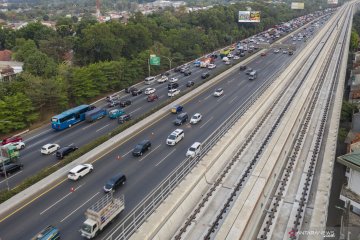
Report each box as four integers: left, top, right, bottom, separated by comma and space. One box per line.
140, 152, 143, 156
69, 124, 72, 128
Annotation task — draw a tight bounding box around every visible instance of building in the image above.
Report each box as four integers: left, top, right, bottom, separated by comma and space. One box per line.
0, 61, 23, 82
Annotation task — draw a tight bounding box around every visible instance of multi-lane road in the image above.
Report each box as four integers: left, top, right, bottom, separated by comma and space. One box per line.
0, 14, 330, 240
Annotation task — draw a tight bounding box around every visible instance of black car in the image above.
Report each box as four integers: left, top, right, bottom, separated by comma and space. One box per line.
103, 173, 126, 192
132, 140, 151, 156
125, 87, 136, 93
180, 66, 189, 73
118, 114, 132, 124
56, 146, 78, 159
161, 72, 170, 76
186, 81, 195, 87
201, 72, 210, 79
168, 82, 179, 90
240, 52, 245, 57
174, 112, 188, 126
184, 70, 192, 76
0, 163, 23, 176
239, 65, 247, 71
288, 51, 294, 55
131, 88, 143, 96
174, 66, 182, 72
119, 100, 131, 107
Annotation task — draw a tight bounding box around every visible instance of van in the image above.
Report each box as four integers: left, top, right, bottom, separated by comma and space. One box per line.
166, 129, 184, 146
249, 70, 257, 80
174, 112, 188, 126
103, 173, 126, 192
186, 142, 201, 158
144, 76, 156, 85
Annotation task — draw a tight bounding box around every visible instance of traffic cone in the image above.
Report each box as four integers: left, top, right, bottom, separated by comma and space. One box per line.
70, 187, 75, 192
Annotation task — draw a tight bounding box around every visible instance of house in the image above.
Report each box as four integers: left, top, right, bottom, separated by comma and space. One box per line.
0, 61, 23, 82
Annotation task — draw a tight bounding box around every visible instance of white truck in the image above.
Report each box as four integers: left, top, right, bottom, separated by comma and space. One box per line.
80, 192, 125, 239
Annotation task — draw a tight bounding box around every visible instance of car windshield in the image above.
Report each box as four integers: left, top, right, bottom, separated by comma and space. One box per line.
134, 145, 143, 151
189, 147, 196, 152
105, 182, 114, 189
51, 118, 58, 123
168, 135, 176, 140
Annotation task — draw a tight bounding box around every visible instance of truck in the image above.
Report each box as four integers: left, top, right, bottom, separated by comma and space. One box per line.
0, 144, 19, 166
32, 225, 60, 240
108, 108, 125, 119
200, 57, 214, 68
80, 193, 125, 239
85, 108, 107, 122
219, 49, 231, 59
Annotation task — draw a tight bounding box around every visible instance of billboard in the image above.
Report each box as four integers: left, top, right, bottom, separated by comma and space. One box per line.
291, 2, 305, 9
328, 0, 338, 4
238, 11, 260, 23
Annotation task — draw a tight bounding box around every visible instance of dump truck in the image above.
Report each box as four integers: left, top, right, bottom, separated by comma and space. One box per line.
0, 144, 19, 166
85, 108, 107, 122
80, 193, 125, 239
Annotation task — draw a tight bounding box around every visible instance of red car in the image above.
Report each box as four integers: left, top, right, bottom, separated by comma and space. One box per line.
147, 94, 159, 102
261, 52, 267, 56
2, 136, 23, 145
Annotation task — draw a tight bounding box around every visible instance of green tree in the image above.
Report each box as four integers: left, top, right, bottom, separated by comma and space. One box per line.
350, 30, 359, 51
16, 22, 56, 46
24, 51, 57, 77
0, 93, 38, 134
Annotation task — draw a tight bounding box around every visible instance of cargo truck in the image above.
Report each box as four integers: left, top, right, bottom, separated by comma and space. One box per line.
80, 193, 125, 239
108, 108, 125, 119
200, 57, 214, 68
0, 144, 19, 166
85, 108, 107, 122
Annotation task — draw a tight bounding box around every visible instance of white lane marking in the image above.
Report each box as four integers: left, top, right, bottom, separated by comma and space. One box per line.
227, 78, 234, 84
82, 124, 95, 130
155, 148, 176, 167
204, 94, 212, 101
123, 149, 133, 157
229, 96, 238, 104
139, 144, 161, 162
216, 95, 224, 102
129, 107, 143, 115
96, 124, 110, 132
40, 184, 84, 215
200, 117, 213, 129
26, 129, 53, 141
0, 171, 23, 184
60, 192, 99, 222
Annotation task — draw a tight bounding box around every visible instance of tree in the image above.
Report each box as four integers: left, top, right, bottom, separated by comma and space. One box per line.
16, 22, 57, 46
12, 39, 38, 61
24, 51, 57, 77
350, 30, 359, 51
0, 93, 38, 134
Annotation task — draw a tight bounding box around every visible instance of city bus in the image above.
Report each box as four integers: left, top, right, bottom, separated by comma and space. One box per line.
32, 225, 60, 240
51, 105, 94, 130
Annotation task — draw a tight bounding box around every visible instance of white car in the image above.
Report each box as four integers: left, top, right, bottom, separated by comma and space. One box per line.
157, 76, 168, 83
169, 77, 178, 83
145, 87, 156, 95
68, 164, 93, 181
41, 143, 60, 155
168, 89, 180, 97
233, 56, 240, 60
5, 141, 25, 150
224, 61, 231, 65
186, 142, 202, 157
190, 113, 202, 124
283, 50, 288, 54
227, 53, 233, 58
214, 88, 224, 97
274, 49, 280, 53
208, 64, 216, 69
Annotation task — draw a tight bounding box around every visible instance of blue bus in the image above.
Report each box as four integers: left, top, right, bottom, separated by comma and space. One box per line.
32, 225, 60, 240
51, 105, 93, 130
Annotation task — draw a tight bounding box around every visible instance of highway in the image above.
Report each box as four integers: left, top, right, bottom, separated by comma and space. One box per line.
0, 15, 331, 239
0, 44, 249, 190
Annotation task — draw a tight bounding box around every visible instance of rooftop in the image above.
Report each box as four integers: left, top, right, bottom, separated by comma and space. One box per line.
338, 150, 360, 172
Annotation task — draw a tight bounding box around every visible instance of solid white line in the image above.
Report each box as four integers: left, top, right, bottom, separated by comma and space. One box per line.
129, 107, 143, 115
40, 184, 83, 215
26, 129, 53, 141
0, 171, 22, 184
200, 117, 214, 129
229, 96, 238, 104
139, 144, 161, 162
155, 148, 176, 167
203, 94, 212, 101
96, 124, 110, 132
60, 192, 99, 222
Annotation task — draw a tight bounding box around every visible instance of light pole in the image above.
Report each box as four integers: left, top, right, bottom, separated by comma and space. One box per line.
159, 55, 177, 72
335, 201, 350, 240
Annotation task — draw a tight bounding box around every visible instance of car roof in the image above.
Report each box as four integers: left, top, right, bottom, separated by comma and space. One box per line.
43, 143, 57, 148
69, 164, 87, 173
140, 140, 150, 145
190, 142, 202, 148
173, 129, 183, 134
